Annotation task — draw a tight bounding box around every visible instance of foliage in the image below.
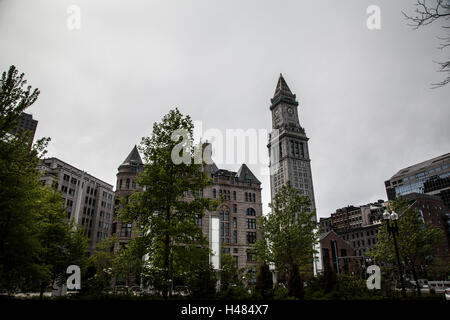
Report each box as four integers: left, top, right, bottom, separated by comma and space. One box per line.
368, 197, 445, 295
120, 108, 218, 299
255, 263, 273, 299
287, 261, 304, 299
185, 254, 217, 299
255, 182, 318, 297
0, 65, 40, 135
35, 189, 89, 298
0, 65, 52, 293
273, 284, 291, 300
82, 236, 117, 295
304, 273, 378, 300
113, 236, 147, 286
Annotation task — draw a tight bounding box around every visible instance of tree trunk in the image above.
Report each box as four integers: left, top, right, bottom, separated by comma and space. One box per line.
163, 207, 171, 300
410, 263, 421, 297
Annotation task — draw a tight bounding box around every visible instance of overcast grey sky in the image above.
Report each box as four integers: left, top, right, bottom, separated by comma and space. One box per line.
1, 0, 449, 217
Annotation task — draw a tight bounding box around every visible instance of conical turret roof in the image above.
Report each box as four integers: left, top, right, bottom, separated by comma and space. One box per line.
120, 145, 143, 167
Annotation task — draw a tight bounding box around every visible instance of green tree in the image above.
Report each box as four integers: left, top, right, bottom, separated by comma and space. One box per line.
84, 236, 118, 295
255, 182, 318, 290
113, 236, 147, 287
368, 197, 445, 296
0, 65, 40, 135
0, 65, 49, 293
35, 189, 89, 299
287, 261, 304, 299
255, 263, 273, 299
120, 108, 217, 299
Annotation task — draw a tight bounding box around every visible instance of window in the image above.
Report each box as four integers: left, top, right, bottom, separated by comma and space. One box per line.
196, 215, 202, 226
247, 249, 256, 262
233, 204, 237, 213
233, 217, 237, 228
126, 178, 130, 189
233, 191, 236, 200
120, 223, 132, 237
233, 230, 237, 243
246, 218, 256, 229
246, 232, 256, 244
222, 248, 230, 254
252, 193, 256, 202
245, 192, 248, 201
119, 179, 122, 189
220, 208, 230, 244
63, 174, 70, 182
246, 208, 256, 216
213, 189, 216, 199
233, 248, 238, 254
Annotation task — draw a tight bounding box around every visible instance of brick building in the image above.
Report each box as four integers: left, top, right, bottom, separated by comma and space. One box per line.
111, 143, 263, 275
403, 193, 450, 262
320, 200, 385, 262
320, 230, 358, 275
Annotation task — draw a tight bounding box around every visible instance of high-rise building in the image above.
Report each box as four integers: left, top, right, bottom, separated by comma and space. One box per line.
267, 74, 316, 208
38, 158, 115, 252
9, 112, 38, 143
267, 74, 319, 273
385, 153, 450, 208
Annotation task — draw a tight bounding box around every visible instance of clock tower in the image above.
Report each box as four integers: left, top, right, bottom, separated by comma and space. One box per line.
267, 74, 320, 274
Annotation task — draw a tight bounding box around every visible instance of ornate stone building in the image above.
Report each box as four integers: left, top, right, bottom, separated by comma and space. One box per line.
111, 145, 144, 251
111, 143, 262, 277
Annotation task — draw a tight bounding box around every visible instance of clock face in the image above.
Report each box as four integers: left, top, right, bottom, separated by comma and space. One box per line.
287, 107, 294, 115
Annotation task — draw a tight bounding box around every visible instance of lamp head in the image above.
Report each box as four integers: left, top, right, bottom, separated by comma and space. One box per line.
383, 210, 391, 220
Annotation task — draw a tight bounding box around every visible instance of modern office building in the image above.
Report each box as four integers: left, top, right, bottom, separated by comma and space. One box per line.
267, 74, 319, 273
38, 157, 115, 252
9, 112, 38, 143
385, 153, 450, 207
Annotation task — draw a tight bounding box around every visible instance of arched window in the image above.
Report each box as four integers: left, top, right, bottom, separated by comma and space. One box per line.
246, 208, 256, 216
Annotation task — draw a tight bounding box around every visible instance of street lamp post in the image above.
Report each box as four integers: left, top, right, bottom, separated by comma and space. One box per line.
383, 210, 407, 299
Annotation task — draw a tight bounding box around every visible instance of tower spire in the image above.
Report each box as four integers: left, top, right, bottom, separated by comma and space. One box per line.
270, 74, 298, 110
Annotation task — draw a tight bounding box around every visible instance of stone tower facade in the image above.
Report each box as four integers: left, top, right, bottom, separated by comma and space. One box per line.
267, 74, 320, 273
112, 145, 144, 251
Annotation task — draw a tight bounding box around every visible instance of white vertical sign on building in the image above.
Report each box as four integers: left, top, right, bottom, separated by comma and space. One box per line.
209, 216, 220, 270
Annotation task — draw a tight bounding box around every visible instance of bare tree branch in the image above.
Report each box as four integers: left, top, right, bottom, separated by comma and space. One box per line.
403, 0, 450, 88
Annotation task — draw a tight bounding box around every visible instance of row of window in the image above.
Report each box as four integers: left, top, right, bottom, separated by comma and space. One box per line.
118, 178, 136, 190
